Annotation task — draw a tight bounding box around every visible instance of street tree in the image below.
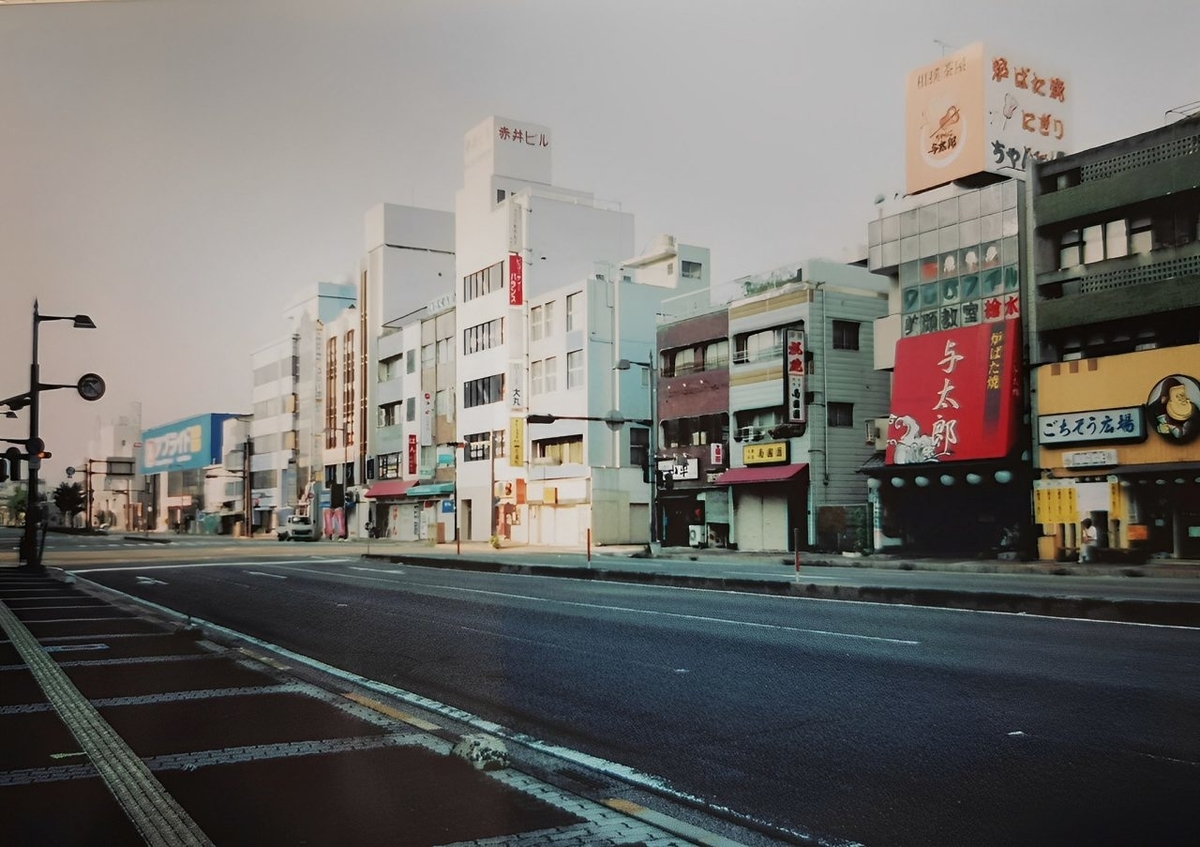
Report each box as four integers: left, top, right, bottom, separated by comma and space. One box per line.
53, 482, 86, 527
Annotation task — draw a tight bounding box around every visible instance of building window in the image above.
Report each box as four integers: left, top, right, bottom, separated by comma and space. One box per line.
378, 355, 402, 382
733, 328, 783, 364
325, 338, 337, 447
567, 350, 583, 388
463, 373, 504, 408
543, 356, 557, 392
1130, 217, 1153, 255
681, 260, 703, 279
436, 389, 449, 418
436, 338, 453, 364
492, 429, 506, 459
377, 452, 400, 480
533, 435, 584, 465
464, 431, 491, 462
566, 291, 581, 331
343, 330, 355, 447
630, 427, 649, 468
463, 260, 505, 302
405, 396, 416, 422
531, 359, 544, 395
406, 348, 416, 374
1059, 230, 1082, 268
530, 305, 543, 341
661, 414, 727, 448
421, 343, 435, 370
832, 320, 860, 351
378, 403, 400, 428
1082, 224, 1105, 264
463, 318, 504, 355
543, 301, 555, 338
828, 402, 854, 427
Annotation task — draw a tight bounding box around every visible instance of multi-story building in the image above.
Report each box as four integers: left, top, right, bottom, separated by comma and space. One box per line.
715, 260, 889, 552
1028, 113, 1200, 559
247, 337, 296, 535
452, 115, 707, 546
655, 290, 730, 547
138, 413, 237, 533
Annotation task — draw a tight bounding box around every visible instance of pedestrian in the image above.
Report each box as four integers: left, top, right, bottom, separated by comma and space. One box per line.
1079, 518, 1098, 563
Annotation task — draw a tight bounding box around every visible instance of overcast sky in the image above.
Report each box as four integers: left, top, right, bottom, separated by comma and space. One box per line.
2, 0, 1197, 476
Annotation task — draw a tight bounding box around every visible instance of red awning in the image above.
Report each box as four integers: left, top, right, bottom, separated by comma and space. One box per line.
363, 479, 416, 499
714, 464, 808, 485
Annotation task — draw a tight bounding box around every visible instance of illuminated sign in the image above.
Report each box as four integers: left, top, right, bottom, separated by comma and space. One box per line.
407, 434, 417, 476
887, 320, 1021, 464
140, 414, 228, 473
743, 442, 790, 465
1039, 407, 1145, 446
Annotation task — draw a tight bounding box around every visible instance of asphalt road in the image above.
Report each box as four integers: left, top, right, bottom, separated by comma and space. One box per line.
61, 549, 1200, 847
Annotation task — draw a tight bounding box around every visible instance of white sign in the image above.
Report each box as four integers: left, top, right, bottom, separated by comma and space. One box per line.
420, 392, 433, 446
1039, 407, 1144, 445
1063, 449, 1119, 469
427, 292, 455, 314
710, 443, 724, 466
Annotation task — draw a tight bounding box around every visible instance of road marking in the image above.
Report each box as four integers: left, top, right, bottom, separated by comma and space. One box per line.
343, 692, 441, 731
44, 643, 110, 654
245, 571, 287, 579
80, 559, 354, 573
135, 576, 167, 586
350, 566, 407, 574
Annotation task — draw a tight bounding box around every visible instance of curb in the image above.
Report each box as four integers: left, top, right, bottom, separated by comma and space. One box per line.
363, 553, 1200, 628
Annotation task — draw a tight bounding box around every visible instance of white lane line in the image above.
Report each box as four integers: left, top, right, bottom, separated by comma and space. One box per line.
246, 571, 287, 579
265, 565, 919, 645
350, 566, 407, 574
79, 559, 354, 573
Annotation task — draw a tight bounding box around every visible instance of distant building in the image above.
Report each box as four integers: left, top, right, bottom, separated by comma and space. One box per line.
82, 402, 144, 530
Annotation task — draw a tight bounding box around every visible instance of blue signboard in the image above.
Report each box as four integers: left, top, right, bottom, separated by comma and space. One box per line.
139, 413, 234, 473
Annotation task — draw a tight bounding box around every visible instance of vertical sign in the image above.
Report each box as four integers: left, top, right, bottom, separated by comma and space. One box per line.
508, 252, 524, 306
710, 443, 724, 466
420, 392, 433, 445
407, 434, 417, 475
785, 328, 807, 424
510, 417, 525, 468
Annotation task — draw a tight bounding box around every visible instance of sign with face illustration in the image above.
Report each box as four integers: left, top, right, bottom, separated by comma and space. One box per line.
1146, 374, 1200, 445
886, 319, 1021, 464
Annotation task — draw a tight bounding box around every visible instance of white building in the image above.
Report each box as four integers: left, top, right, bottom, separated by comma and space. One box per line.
452, 115, 707, 546
82, 402, 144, 530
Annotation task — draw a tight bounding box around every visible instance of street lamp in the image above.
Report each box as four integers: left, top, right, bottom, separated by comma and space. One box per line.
20, 301, 98, 570
615, 357, 659, 550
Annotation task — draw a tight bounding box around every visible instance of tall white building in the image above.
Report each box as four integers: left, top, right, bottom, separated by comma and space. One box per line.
452, 116, 707, 545
82, 402, 144, 530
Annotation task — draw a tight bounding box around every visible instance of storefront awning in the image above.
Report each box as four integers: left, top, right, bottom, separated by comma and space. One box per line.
407, 482, 455, 497
364, 479, 416, 499
715, 464, 807, 485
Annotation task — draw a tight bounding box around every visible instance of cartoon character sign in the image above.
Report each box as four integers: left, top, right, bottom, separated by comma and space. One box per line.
1147, 374, 1200, 445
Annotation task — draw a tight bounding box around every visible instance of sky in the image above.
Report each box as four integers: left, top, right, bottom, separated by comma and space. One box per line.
2, 0, 1197, 478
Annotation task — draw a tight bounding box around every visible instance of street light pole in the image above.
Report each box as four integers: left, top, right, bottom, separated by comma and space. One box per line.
614, 357, 658, 549
20, 301, 97, 569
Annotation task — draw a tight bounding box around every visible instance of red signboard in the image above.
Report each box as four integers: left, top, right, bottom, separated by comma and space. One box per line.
886, 319, 1021, 464
785, 328, 806, 423
407, 433, 418, 475
508, 253, 523, 306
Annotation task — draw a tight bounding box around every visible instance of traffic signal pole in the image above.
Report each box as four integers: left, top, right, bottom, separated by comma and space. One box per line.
20, 304, 42, 569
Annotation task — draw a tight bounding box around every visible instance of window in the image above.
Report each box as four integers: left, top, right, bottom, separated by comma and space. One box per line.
530, 305, 543, 341
832, 320, 860, 351
1059, 230, 1082, 268
378, 355, 402, 382
566, 292, 581, 331
463, 373, 504, 408
463, 260, 505, 302
1105, 219, 1129, 259
543, 356, 557, 392
1082, 224, 1104, 264
543, 301, 556, 337
660, 414, 727, 448
406, 348, 416, 374
703, 339, 728, 369
405, 397, 416, 422
531, 359, 544, 395
436, 389, 449, 417
421, 343, 435, 370
630, 427, 649, 468
342, 330, 355, 447
436, 338, 453, 364
325, 338, 337, 446
733, 328, 783, 364
463, 318, 504, 354
567, 350, 583, 388
464, 432, 491, 462
533, 435, 584, 465
378, 403, 400, 428
1130, 217, 1153, 255
681, 260, 703, 279
828, 402, 854, 427
377, 452, 400, 480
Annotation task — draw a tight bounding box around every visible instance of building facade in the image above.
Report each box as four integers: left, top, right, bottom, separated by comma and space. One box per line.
1029, 114, 1200, 559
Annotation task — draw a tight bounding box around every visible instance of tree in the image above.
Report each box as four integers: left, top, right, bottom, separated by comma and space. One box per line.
6, 485, 27, 525
53, 482, 87, 527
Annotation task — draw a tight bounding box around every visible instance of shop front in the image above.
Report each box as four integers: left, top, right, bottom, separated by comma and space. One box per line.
1035, 345, 1200, 559
406, 481, 456, 543
716, 452, 808, 552
363, 479, 416, 538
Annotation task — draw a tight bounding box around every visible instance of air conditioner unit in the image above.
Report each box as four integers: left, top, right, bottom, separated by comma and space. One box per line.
866, 418, 890, 450
688, 524, 703, 548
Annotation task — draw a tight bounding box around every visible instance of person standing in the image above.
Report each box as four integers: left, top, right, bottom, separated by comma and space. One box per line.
1080, 517, 1099, 563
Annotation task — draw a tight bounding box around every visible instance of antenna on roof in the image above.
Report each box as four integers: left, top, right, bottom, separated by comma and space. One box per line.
933, 39, 954, 56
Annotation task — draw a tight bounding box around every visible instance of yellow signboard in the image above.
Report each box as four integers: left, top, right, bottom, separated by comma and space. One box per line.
743, 442, 789, 465
1033, 479, 1077, 524
510, 417, 524, 468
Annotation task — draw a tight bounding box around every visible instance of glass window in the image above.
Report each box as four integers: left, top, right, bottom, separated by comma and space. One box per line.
980, 183, 1002, 216
959, 217, 981, 246
406, 349, 416, 374
1105, 219, 1129, 259
939, 224, 959, 252
530, 305, 543, 341
543, 301, 556, 337
1059, 230, 1081, 268
530, 359, 544, 395
1130, 217, 1153, 255
436, 389, 448, 417
981, 212, 1002, 242
630, 428, 649, 468
421, 343, 434, 369
566, 292, 581, 332
1001, 206, 1019, 238
1082, 225, 1104, 264
828, 402, 854, 427
543, 356, 557, 392
681, 260, 703, 279
832, 320, 860, 350
959, 190, 980, 220
405, 397, 416, 422
567, 350, 583, 388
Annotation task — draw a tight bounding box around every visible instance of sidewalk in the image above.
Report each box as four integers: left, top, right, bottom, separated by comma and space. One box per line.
0, 566, 743, 847
350, 539, 1200, 628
